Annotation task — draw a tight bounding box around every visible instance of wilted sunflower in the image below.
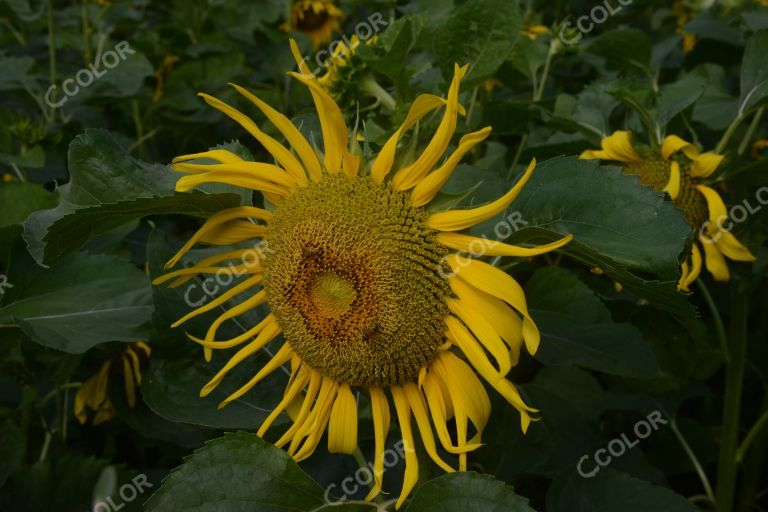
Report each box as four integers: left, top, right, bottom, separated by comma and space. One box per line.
283, 0, 343, 50
154, 40, 572, 507
581, 131, 755, 291
74, 342, 151, 425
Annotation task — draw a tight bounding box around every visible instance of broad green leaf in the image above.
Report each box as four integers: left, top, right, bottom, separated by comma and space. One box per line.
144, 432, 368, 512
359, 15, 424, 81
527, 267, 661, 378
586, 29, 653, 80
22, 129, 243, 266
0, 182, 56, 246
433, 0, 522, 86
546, 468, 696, 512
405, 473, 536, 511
739, 29, 768, 115
0, 252, 152, 353
657, 73, 708, 127
504, 156, 693, 317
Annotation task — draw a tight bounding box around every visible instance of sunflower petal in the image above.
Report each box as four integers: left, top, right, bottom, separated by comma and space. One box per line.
365, 387, 390, 501
691, 153, 724, 178
436, 232, 573, 258
327, 383, 358, 454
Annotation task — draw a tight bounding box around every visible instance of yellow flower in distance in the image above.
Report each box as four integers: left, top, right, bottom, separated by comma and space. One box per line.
521, 24, 549, 40
283, 0, 343, 50
154, 40, 572, 508
581, 131, 755, 291
74, 342, 151, 425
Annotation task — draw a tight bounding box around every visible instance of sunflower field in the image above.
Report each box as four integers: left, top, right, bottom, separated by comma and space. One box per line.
1, 0, 768, 510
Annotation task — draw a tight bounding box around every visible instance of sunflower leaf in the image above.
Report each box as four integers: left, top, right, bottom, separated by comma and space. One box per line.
405, 472, 536, 511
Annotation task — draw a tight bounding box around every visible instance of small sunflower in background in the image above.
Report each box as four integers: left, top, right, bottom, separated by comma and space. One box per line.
316, 35, 395, 111
581, 131, 755, 291
751, 139, 768, 159
74, 342, 151, 426
154, 39, 572, 507
521, 24, 549, 40
283, 0, 344, 50
673, 0, 697, 53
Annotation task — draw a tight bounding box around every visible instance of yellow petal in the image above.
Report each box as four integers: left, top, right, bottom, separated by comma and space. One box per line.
716, 230, 756, 262
700, 234, 730, 281
229, 83, 323, 181
696, 184, 728, 224
678, 242, 703, 292
125, 346, 143, 386
327, 383, 358, 454
392, 64, 469, 191
171, 274, 263, 328
371, 94, 449, 184
121, 354, 136, 408
436, 232, 573, 258
292, 376, 338, 461
664, 161, 681, 200
218, 342, 294, 408
448, 298, 511, 375
276, 369, 322, 448
172, 161, 298, 188
197, 93, 308, 185
197, 220, 267, 246
411, 127, 493, 207
661, 134, 698, 160
365, 387, 390, 501
403, 382, 455, 473
392, 386, 419, 510
447, 256, 540, 354
691, 152, 724, 178
427, 158, 536, 232
583, 131, 642, 162
257, 366, 310, 437
203, 289, 268, 344
175, 172, 290, 196
172, 149, 244, 164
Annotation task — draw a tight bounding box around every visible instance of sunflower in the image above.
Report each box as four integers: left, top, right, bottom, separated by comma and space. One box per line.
74, 342, 151, 425
154, 40, 572, 507
673, 0, 697, 53
581, 131, 755, 291
283, 0, 343, 50
521, 24, 549, 40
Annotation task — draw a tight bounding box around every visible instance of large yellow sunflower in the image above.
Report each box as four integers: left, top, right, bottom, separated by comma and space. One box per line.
283, 0, 343, 50
154, 40, 572, 507
581, 131, 755, 291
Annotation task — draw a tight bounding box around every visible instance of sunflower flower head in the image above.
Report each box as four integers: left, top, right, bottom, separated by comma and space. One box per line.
155, 39, 572, 508
283, 0, 343, 50
581, 131, 755, 291
74, 342, 151, 426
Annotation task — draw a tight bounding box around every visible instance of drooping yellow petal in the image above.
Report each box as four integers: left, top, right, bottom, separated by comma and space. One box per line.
690, 152, 723, 178
664, 161, 681, 200
288, 40, 356, 176
155, 248, 256, 287
218, 342, 294, 408
121, 354, 136, 408
580, 131, 642, 162
365, 387, 390, 501
392, 385, 419, 510
447, 255, 540, 354
176, 172, 290, 196
448, 298, 511, 375
411, 127, 492, 207
371, 94, 452, 184
163, 207, 271, 269
661, 134, 698, 160
229, 83, 323, 181
276, 369, 322, 448
436, 232, 573, 258
678, 243, 702, 292
171, 274, 263, 328
188, 314, 274, 353
427, 158, 536, 232
403, 382, 455, 473
432, 351, 491, 443
327, 383, 358, 454
696, 184, 728, 225
258, 366, 310, 437
292, 376, 339, 461
197, 93, 308, 185
392, 64, 469, 191
203, 289, 267, 344
172, 161, 298, 188
200, 318, 281, 397
716, 230, 756, 262
125, 346, 143, 385
700, 234, 730, 281
196, 220, 267, 246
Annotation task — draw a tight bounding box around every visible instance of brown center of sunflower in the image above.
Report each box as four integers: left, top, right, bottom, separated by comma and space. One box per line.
263, 174, 451, 387
623, 155, 708, 228
295, 4, 332, 32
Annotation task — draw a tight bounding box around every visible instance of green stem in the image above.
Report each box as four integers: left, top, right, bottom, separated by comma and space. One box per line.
465, 86, 479, 127
505, 134, 529, 180
670, 419, 716, 504
737, 107, 764, 156
697, 280, 729, 364
715, 280, 750, 512
715, 113, 747, 154
736, 405, 768, 463
534, 45, 555, 102
131, 99, 145, 159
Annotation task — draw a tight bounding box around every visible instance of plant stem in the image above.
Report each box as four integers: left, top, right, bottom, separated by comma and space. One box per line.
534, 44, 555, 102
670, 419, 716, 504
737, 107, 764, 156
715, 113, 746, 154
361, 76, 396, 111
715, 279, 750, 512
697, 280, 730, 364
131, 99, 145, 159
736, 405, 768, 463
506, 134, 529, 180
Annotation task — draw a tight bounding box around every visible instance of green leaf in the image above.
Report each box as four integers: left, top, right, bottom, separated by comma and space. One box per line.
656, 73, 708, 127
144, 432, 367, 512
405, 472, 536, 511
739, 29, 768, 115
0, 252, 153, 353
433, 0, 521, 86
359, 15, 424, 81
527, 267, 661, 378
0, 182, 56, 246
22, 129, 243, 266
586, 29, 653, 79
546, 468, 696, 512
504, 156, 693, 317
